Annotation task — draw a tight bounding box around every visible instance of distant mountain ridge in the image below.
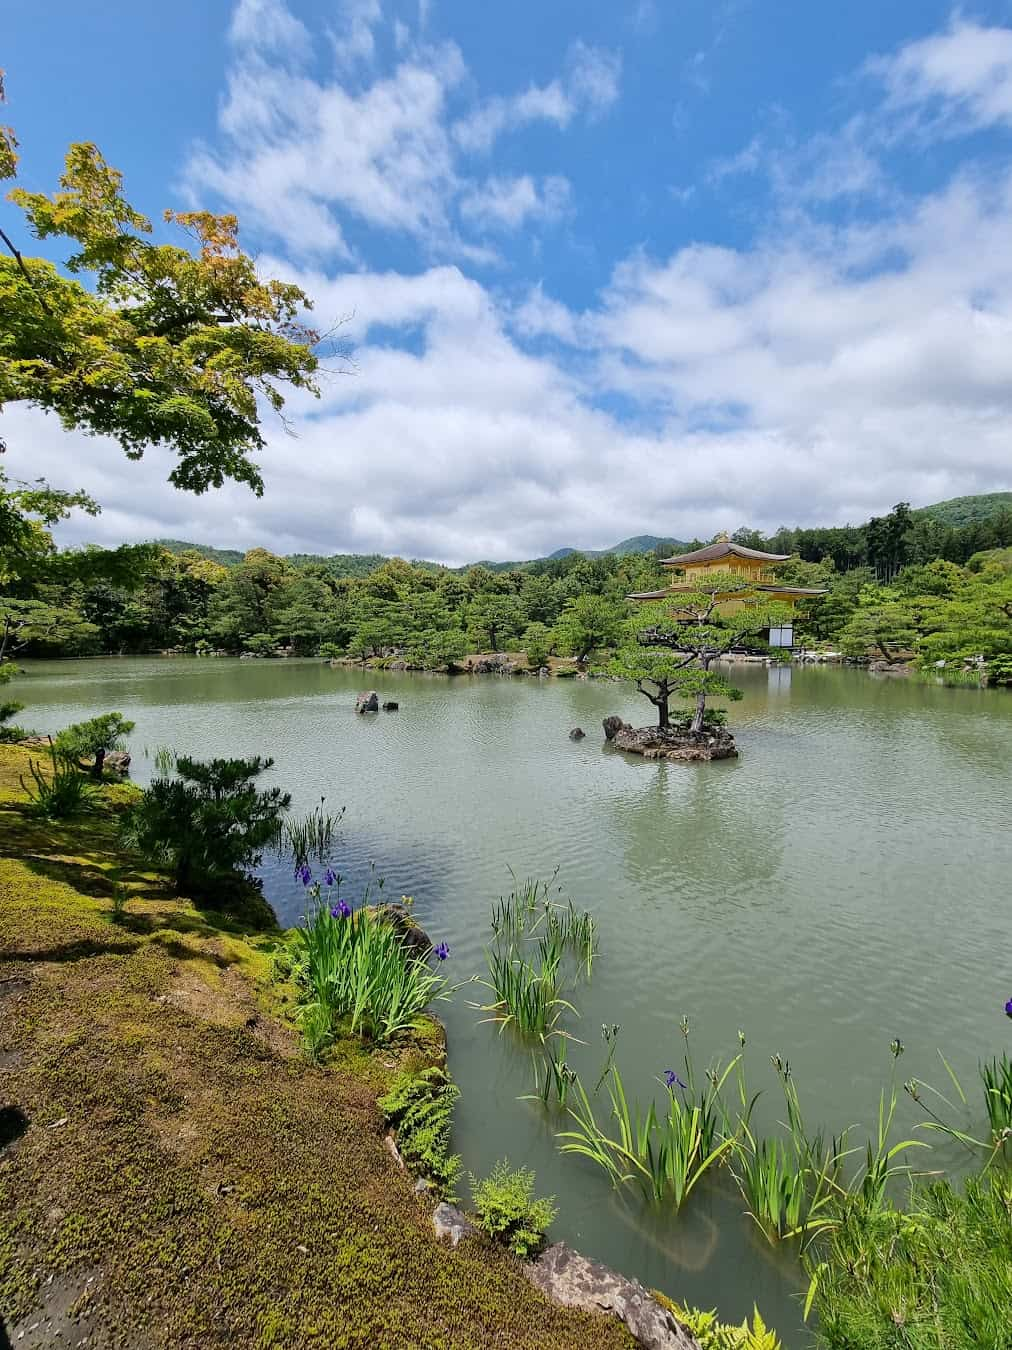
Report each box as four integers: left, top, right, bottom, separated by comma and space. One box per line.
153, 533, 689, 573
151, 491, 1010, 573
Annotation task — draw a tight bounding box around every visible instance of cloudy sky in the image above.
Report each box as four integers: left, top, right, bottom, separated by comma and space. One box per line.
4, 1, 1012, 563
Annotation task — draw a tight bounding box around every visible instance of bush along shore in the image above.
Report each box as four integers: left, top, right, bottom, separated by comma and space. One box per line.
0, 742, 717, 1350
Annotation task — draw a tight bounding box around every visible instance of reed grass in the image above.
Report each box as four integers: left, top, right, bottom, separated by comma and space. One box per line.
558, 1063, 737, 1208
480, 941, 576, 1042
278, 798, 345, 866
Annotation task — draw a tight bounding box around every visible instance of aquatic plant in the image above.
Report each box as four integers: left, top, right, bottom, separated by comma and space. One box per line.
730, 1127, 842, 1246
526, 1036, 579, 1109
279, 797, 345, 866
980, 1053, 1012, 1143
907, 1050, 1012, 1156
469, 1159, 558, 1259
291, 883, 455, 1045
479, 939, 576, 1043
558, 1062, 737, 1208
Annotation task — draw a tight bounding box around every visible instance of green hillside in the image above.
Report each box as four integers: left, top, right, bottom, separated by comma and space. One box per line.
916, 492, 1012, 527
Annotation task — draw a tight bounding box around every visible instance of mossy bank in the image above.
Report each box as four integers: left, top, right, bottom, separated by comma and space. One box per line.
0, 745, 633, 1349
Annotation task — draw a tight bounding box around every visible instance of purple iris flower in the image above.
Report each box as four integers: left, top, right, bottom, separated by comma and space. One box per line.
1005, 997, 1012, 1018
297, 863, 312, 886
337, 899, 351, 919
663, 1069, 687, 1091
329, 905, 341, 919
433, 942, 450, 961
324, 868, 337, 887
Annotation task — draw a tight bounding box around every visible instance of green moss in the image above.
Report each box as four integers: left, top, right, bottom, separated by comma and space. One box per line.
0, 746, 634, 1348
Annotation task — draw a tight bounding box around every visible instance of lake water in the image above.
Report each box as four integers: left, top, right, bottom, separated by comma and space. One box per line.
12, 657, 1012, 1345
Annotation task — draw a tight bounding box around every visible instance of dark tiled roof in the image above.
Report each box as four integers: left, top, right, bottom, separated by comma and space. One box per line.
659, 541, 791, 565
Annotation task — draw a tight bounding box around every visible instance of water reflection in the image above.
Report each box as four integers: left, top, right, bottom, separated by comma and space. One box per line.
12, 656, 1012, 1349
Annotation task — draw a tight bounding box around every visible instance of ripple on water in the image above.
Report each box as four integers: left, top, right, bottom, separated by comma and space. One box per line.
13, 656, 1012, 1349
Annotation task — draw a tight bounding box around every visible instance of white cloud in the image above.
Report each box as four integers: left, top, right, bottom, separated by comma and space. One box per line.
11, 9, 1012, 566
187, 1, 603, 259
453, 40, 621, 153
459, 175, 571, 231
329, 0, 383, 70
870, 17, 1012, 134
229, 0, 311, 58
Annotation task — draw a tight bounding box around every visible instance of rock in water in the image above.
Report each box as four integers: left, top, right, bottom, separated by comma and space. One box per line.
355, 690, 379, 713
382, 700, 399, 711
611, 725, 738, 762
602, 715, 628, 741
104, 750, 132, 775
525, 1243, 700, 1349
569, 728, 586, 740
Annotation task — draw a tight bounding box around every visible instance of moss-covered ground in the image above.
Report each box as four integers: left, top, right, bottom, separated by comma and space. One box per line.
0, 746, 632, 1349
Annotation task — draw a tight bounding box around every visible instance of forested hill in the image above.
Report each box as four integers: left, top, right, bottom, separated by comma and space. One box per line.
154, 492, 1010, 573
154, 535, 690, 575
915, 493, 1012, 527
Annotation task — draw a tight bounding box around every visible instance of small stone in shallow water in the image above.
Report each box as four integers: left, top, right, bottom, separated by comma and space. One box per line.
382, 701, 399, 711
569, 727, 585, 740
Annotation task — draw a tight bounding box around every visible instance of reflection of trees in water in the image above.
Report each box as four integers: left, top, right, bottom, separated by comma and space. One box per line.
609, 758, 786, 899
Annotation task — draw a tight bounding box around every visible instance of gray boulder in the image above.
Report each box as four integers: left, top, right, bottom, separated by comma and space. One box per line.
602, 715, 628, 741
525, 1243, 699, 1349
103, 750, 132, 775
432, 1202, 477, 1248
569, 728, 586, 740
382, 700, 399, 711
355, 690, 380, 713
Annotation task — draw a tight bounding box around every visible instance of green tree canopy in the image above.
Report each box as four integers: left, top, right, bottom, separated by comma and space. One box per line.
1, 130, 323, 493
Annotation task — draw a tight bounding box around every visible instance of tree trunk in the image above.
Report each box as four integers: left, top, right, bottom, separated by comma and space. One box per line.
656, 680, 670, 729
689, 690, 706, 735
91, 747, 106, 779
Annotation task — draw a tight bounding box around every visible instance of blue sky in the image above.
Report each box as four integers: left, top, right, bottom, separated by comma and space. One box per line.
5, 1, 1012, 561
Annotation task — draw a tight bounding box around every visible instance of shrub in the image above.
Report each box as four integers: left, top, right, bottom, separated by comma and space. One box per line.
521, 622, 552, 671
318, 642, 343, 659
379, 1066, 461, 1195
468, 1159, 557, 1259
20, 741, 99, 819
243, 633, 276, 656
124, 755, 290, 903
54, 712, 135, 776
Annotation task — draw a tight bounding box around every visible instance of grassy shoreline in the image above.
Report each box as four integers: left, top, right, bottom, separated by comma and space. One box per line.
0, 745, 633, 1349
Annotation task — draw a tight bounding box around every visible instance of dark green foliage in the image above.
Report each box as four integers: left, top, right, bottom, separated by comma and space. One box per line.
379, 1066, 461, 1195
469, 1160, 558, 1259
54, 712, 134, 775
124, 755, 290, 902
807, 1177, 1012, 1349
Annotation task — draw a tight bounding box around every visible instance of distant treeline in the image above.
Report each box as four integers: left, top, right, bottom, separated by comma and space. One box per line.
3, 499, 1011, 688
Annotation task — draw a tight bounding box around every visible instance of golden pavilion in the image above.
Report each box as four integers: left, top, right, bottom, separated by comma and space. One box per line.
626, 536, 827, 649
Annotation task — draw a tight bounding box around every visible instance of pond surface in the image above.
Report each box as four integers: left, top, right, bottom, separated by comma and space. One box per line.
12, 657, 1012, 1345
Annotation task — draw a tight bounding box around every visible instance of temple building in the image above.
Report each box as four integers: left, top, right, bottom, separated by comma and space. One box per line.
626, 536, 827, 649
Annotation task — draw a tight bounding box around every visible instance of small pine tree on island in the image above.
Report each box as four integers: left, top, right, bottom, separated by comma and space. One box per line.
609, 582, 793, 738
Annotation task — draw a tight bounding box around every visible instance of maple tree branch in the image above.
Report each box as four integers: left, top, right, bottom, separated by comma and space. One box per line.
0, 225, 52, 315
